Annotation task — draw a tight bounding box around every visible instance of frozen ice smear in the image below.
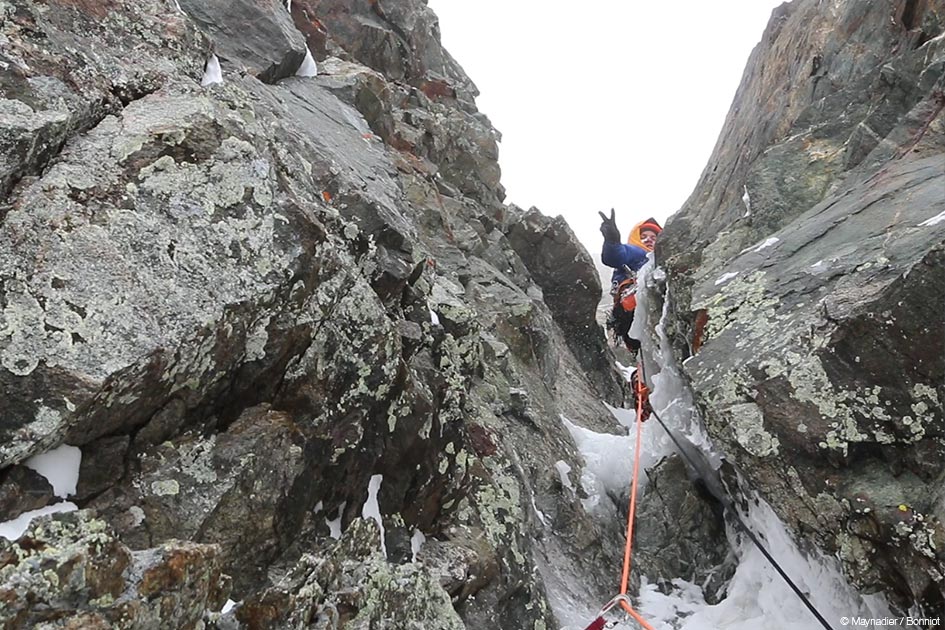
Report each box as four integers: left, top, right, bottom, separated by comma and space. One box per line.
410, 528, 426, 562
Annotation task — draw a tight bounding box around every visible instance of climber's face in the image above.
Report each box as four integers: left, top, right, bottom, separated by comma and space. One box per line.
641, 229, 658, 249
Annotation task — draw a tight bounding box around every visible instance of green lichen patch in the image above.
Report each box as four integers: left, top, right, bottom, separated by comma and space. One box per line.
724, 402, 780, 457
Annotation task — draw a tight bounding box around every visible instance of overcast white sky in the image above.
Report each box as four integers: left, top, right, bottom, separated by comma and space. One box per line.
427, 0, 786, 253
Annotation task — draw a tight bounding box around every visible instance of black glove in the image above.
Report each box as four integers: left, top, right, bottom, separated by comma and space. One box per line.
598, 208, 620, 243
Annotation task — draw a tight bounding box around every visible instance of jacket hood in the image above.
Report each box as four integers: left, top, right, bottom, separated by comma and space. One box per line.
627, 217, 663, 251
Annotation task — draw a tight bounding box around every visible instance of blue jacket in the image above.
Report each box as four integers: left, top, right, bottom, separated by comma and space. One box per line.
602, 241, 649, 287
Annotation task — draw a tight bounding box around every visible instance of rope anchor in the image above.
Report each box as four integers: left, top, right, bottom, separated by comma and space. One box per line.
582, 594, 631, 630
582, 593, 654, 630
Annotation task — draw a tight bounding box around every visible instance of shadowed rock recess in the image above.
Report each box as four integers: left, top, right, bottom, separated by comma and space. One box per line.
656, 0, 945, 616
0, 0, 646, 628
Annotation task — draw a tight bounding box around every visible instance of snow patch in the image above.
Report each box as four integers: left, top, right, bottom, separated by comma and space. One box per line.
754, 237, 779, 252
614, 360, 635, 381
554, 460, 574, 492
605, 402, 638, 431
24, 444, 82, 497
296, 47, 318, 78
714, 271, 739, 285
531, 495, 548, 527
410, 528, 426, 562
326, 501, 345, 540
201, 54, 223, 87
361, 475, 387, 558
741, 236, 779, 254
918, 210, 945, 227
0, 502, 78, 540
429, 308, 440, 326
221, 599, 238, 614
561, 410, 669, 515
638, 498, 894, 629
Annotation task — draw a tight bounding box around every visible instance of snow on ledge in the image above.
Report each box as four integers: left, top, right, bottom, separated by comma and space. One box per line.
0, 502, 78, 541
715, 271, 739, 286
296, 47, 318, 78
361, 475, 387, 558
24, 444, 82, 498
410, 528, 426, 562
740, 236, 779, 255
201, 54, 223, 87
918, 210, 945, 227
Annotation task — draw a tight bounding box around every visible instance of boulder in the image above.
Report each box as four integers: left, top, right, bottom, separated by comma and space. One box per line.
0, 0, 208, 201
288, 0, 478, 104
178, 0, 308, 83
232, 519, 465, 629
0, 465, 55, 521
505, 204, 626, 404
633, 455, 733, 603
88, 405, 310, 592
0, 510, 228, 629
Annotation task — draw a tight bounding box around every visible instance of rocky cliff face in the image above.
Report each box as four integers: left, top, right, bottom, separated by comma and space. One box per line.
0, 0, 674, 628
658, 0, 945, 614
4, 0, 940, 626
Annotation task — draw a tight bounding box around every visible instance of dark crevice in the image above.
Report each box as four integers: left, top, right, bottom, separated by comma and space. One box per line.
65, 301, 87, 318
809, 54, 822, 77
109, 81, 159, 108
1, 80, 161, 224
901, 0, 919, 31
913, 30, 932, 48
899, 90, 945, 155
919, 583, 944, 618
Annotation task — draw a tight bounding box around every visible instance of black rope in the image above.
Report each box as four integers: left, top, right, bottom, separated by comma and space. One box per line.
644, 405, 835, 630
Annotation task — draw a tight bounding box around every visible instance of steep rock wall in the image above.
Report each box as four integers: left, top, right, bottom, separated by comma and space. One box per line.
659, 0, 945, 614
0, 0, 666, 628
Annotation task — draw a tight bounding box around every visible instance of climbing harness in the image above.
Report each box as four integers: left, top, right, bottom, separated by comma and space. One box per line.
583, 362, 655, 630
606, 265, 640, 354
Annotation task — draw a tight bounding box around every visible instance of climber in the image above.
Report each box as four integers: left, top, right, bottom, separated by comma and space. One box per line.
598, 209, 662, 356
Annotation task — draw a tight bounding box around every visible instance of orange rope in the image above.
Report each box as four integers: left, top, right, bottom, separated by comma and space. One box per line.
615, 362, 655, 630
620, 364, 646, 591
